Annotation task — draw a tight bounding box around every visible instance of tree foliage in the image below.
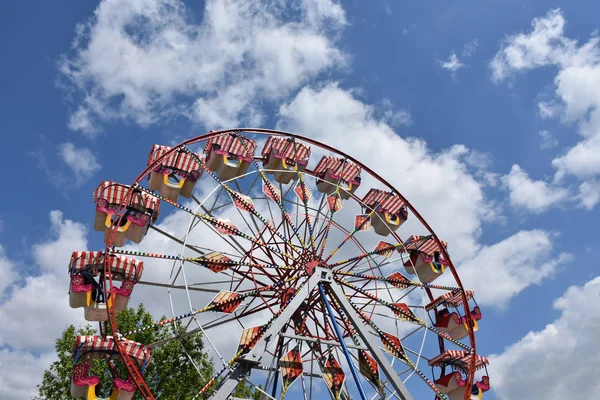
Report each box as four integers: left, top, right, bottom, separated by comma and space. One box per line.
36, 304, 257, 399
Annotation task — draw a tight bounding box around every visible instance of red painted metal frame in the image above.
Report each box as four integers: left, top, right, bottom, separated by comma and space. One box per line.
101, 128, 478, 400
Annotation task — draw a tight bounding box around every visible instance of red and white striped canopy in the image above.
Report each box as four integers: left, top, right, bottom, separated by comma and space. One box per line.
74, 335, 152, 365
69, 251, 143, 281
203, 133, 257, 162
403, 235, 448, 256
313, 156, 361, 184
428, 350, 488, 372
361, 189, 406, 215
425, 290, 474, 311
147, 144, 203, 174
262, 136, 311, 164
93, 181, 160, 220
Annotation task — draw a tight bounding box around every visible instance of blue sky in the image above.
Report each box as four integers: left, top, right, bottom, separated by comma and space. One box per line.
1, 1, 599, 399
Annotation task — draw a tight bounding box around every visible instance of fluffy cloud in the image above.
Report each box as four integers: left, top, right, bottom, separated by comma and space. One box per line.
578, 180, 600, 210
489, 276, 600, 399
490, 9, 566, 82
0, 349, 57, 400
0, 211, 86, 351
450, 229, 572, 308
538, 130, 558, 149
0, 247, 16, 304
491, 8, 600, 208
277, 83, 495, 262
439, 39, 479, 76
59, 142, 101, 185
59, 0, 346, 133
276, 84, 573, 311
440, 52, 464, 73
0, 211, 87, 399
502, 164, 569, 213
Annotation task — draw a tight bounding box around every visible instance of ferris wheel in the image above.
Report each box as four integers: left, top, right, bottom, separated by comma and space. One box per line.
67, 129, 490, 400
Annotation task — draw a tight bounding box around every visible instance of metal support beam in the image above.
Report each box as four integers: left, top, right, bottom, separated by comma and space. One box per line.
209, 269, 329, 400
208, 363, 252, 400
319, 284, 368, 400
279, 333, 367, 351
327, 282, 414, 400
243, 269, 329, 363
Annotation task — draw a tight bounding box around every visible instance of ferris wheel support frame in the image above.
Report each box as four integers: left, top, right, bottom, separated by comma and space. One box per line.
208, 267, 414, 400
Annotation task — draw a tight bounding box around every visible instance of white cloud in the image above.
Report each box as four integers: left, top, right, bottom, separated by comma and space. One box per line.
440, 52, 464, 73
0, 246, 16, 300
537, 101, 561, 119
277, 83, 496, 262
491, 9, 600, 205
0, 211, 89, 399
0, 211, 86, 352
67, 106, 100, 136
440, 39, 478, 76
0, 211, 87, 400
461, 39, 479, 57
276, 84, 574, 312
0, 212, 86, 349
578, 180, 600, 210
489, 8, 568, 82
381, 99, 412, 127
552, 136, 600, 181
489, 276, 600, 399
59, 142, 101, 185
0, 349, 57, 400
538, 130, 558, 149
502, 164, 569, 213
59, 0, 347, 133
449, 230, 572, 308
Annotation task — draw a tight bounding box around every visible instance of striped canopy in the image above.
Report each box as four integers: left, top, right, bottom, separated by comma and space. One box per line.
69, 251, 143, 281
428, 350, 489, 372
425, 290, 474, 311
93, 181, 161, 221
203, 133, 257, 162
402, 235, 448, 257
262, 136, 311, 164
73, 335, 152, 365
361, 189, 406, 215
147, 144, 203, 175
313, 156, 361, 184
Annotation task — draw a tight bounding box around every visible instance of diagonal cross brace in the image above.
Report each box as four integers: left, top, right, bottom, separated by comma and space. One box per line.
326, 282, 414, 400
208, 269, 328, 400
243, 269, 329, 363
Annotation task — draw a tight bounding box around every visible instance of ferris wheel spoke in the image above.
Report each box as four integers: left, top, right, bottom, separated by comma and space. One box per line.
180, 145, 305, 259
334, 270, 462, 292
335, 277, 471, 351
322, 193, 397, 263
328, 235, 436, 271
218, 134, 309, 251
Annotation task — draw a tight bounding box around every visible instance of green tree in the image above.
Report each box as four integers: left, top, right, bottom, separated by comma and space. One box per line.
37, 303, 256, 399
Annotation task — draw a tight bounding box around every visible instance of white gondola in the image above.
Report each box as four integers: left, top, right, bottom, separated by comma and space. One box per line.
402, 235, 447, 283
261, 136, 311, 184
147, 144, 203, 202
71, 336, 151, 399
314, 156, 361, 199
204, 133, 256, 182
361, 189, 407, 236
93, 181, 161, 246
